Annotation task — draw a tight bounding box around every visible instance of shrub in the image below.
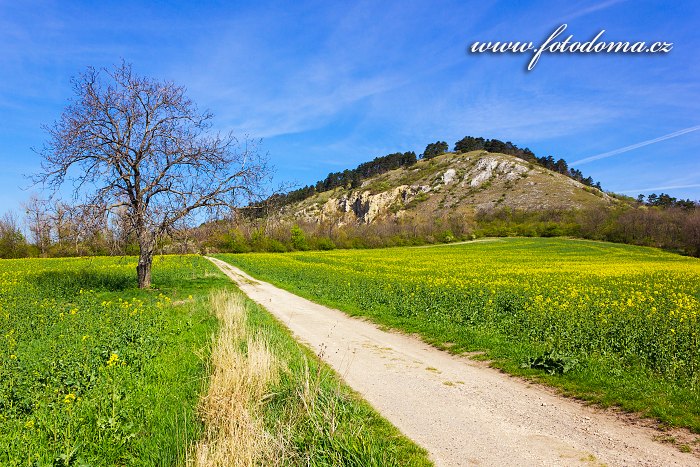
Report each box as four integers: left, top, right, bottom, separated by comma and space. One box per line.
291, 225, 310, 251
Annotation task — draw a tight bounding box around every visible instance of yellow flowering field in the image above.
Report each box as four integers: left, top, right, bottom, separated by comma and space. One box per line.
220, 238, 700, 429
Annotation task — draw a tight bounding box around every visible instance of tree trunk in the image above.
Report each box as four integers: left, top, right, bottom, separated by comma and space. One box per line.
136, 230, 154, 288
137, 250, 153, 289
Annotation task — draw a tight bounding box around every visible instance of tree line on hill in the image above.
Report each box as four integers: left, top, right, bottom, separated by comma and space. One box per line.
197, 197, 700, 258
430, 136, 603, 189
637, 192, 697, 209
262, 151, 418, 210
262, 136, 603, 211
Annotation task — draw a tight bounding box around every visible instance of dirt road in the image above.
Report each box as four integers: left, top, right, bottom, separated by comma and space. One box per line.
207, 257, 697, 466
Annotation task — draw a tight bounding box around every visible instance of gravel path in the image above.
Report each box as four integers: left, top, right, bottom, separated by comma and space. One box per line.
207, 256, 697, 467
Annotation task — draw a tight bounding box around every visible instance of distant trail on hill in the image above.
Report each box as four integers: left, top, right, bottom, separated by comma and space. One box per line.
207, 256, 697, 467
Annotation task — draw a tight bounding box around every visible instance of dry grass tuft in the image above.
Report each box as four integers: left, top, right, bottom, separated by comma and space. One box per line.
191, 290, 278, 466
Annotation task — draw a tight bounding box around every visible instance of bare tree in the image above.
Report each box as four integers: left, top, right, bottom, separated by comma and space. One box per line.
52, 202, 71, 248
24, 195, 52, 256
51, 201, 108, 255
36, 62, 268, 287
99, 205, 129, 255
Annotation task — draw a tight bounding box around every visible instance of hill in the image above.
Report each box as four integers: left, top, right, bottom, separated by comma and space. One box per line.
201, 146, 696, 257
279, 150, 616, 225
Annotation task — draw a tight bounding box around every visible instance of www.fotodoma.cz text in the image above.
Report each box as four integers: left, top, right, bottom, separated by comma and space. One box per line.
469, 24, 673, 70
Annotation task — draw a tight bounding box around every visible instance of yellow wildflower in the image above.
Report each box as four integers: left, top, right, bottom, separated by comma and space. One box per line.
106, 353, 120, 367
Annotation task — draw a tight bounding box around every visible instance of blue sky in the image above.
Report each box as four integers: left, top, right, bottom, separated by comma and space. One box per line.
1, 0, 699, 214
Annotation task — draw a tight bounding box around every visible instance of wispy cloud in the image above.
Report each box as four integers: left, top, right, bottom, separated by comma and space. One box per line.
221, 73, 409, 138
561, 0, 626, 22
176, 1, 489, 140
572, 125, 700, 165
620, 183, 700, 194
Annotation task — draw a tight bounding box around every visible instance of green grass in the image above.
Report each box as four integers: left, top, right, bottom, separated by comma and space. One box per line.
1, 255, 430, 465
0, 255, 224, 465
217, 238, 700, 432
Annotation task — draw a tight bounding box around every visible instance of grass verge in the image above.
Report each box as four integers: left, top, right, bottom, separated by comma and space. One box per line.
192, 290, 277, 465
193, 288, 431, 466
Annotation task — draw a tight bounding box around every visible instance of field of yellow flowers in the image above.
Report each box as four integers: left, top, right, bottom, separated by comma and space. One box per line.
220, 238, 700, 431
0, 255, 220, 465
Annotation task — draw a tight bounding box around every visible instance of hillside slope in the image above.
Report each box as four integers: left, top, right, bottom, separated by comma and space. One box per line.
283, 151, 615, 225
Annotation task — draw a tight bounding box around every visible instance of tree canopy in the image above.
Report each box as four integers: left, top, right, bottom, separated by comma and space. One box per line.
421, 141, 448, 160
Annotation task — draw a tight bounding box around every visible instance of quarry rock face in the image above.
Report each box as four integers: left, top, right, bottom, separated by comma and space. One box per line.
336, 185, 426, 223
465, 156, 529, 187
296, 185, 431, 224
